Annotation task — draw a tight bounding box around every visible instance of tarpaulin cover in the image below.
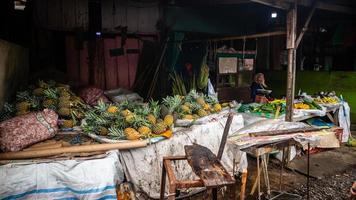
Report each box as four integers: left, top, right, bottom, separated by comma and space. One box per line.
119, 111, 245, 199
0, 151, 123, 200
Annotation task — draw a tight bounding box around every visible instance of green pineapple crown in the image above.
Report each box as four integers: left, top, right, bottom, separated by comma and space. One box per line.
108, 126, 125, 139
204, 95, 218, 105
149, 100, 161, 118
162, 95, 182, 114
43, 88, 59, 99
16, 91, 32, 102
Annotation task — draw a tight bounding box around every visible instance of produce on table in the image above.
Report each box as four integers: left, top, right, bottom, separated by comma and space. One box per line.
162, 90, 224, 121
314, 96, 339, 104
0, 80, 87, 128
81, 100, 171, 140
294, 103, 310, 109
301, 98, 322, 110
238, 99, 286, 115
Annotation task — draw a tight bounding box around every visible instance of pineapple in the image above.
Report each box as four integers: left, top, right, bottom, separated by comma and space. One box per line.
58, 107, 71, 116
138, 126, 151, 136
193, 114, 199, 119
184, 102, 192, 108
198, 109, 208, 117
59, 96, 71, 102
124, 128, 141, 140
38, 80, 49, 88
183, 114, 194, 120
203, 103, 211, 111
121, 109, 132, 117
59, 100, 71, 108
16, 110, 29, 116
33, 88, 44, 96
214, 103, 222, 112
164, 115, 174, 126
107, 105, 119, 114
147, 114, 157, 125
162, 95, 182, 114
16, 102, 30, 111
152, 122, 167, 134
43, 88, 59, 99
99, 127, 109, 136
222, 102, 230, 107
196, 97, 206, 106
43, 99, 56, 108
180, 104, 191, 114
125, 114, 135, 124
62, 120, 74, 128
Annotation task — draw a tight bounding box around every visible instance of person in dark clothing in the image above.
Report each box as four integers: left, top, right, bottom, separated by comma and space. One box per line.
250, 73, 269, 102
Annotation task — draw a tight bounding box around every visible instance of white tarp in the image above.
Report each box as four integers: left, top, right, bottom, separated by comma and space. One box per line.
0, 151, 123, 200
338, 101, 351, 142
119, 112, 245, 199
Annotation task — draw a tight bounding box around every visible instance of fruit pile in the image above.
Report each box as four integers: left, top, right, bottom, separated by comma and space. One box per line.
0, 80, 88, 128
314, 96, 339, 104
162, 90, 224, 121
81, 90, 226, 141
81, 100, 173, 140
294, 103, 311, 109
238, 99, 286, 114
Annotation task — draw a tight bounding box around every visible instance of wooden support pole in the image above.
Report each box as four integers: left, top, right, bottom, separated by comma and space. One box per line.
285, 4, 297, 122
296, 1, 317, 48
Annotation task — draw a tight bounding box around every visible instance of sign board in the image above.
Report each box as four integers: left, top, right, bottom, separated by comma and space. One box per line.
218, 57, 237, 74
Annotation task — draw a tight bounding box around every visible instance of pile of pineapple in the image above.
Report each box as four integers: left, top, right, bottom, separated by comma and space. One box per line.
163, 90, 224, 121
0, 80, 87, 128
81, 100, 174, 140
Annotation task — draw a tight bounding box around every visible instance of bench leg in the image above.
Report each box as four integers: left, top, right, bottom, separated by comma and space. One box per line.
212, 188, 218, 200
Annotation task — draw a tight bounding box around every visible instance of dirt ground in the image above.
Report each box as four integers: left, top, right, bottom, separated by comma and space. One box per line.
186, 145, 356, 200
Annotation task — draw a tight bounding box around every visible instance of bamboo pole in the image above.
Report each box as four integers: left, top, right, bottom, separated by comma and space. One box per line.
0, 140, 148, 160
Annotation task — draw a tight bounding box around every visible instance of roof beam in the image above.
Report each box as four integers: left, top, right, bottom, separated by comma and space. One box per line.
250, 0, 356, 14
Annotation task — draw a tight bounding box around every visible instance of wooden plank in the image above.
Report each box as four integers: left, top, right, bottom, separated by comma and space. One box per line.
185, 144, 235, 188
249, 127, 323, 137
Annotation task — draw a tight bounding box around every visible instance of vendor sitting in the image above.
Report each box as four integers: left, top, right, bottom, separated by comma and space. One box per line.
250, 73, 270, 103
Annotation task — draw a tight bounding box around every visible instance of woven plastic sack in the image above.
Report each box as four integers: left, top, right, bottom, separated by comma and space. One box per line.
79, 87, 110, 106
0, 109, 58, 152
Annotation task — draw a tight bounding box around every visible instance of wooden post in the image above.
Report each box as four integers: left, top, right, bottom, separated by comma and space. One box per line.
285, 4, 297, 122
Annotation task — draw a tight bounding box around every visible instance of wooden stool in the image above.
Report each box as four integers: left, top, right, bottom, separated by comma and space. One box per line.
160, 113, 247, 200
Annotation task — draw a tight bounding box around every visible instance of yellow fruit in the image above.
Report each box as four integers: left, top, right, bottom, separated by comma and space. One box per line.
124, 128, 141, 140
153, 122, 167, 134
16, 110, 29, 116
43, 99, 56, 108
193, 114, 199, 119
121, 109, 132, 117
181, 105, 191, 113
99, 127, 109, 136
197, 109, 208, 117
214, 103, 222, 112
183, 114, 194, 120
184, 102, 191, 107
58, 107, 71, 116
16, 102, 30, 111
125, 114, 135, 124
138, 126, 151, 136
62, 120, 74, 128
161, 129, 173, 138
196, 97, 206, 106
203, 103, 211, 111
33, 88, 44, 96
147, 114, 157, 125
164, 115, 174, 126
107, 106, 119, 114
59, 100, 71, 108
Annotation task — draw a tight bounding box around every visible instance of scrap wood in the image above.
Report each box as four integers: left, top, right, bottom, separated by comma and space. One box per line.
0, 140, 148, 160
249, 127, 324, 137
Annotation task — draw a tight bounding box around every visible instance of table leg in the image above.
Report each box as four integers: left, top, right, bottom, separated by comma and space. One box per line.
257, 155, 261, 200
307, 142, 310, 200
240, 170, 247, 200
212, 188, 218, 200
160, 163, 167, 200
